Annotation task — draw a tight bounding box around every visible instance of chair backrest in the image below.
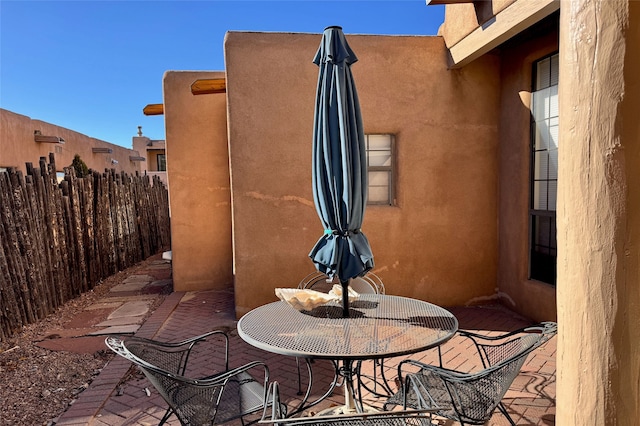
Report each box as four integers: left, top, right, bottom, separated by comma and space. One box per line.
122, 338, 188, 375
298, 271, 334, 292
405, 322, 557, 425
354, 273, 385, 295
299, 272, 385, 295
349, 277, 378, 294
105, 336, 260, 426
469, 322, 557, 368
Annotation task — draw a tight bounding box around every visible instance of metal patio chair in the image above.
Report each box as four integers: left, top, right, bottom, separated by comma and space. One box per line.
106, 331, 272, 425
384, 322, 557, 426
261, 382, 437, 425
298, 271, 385, 295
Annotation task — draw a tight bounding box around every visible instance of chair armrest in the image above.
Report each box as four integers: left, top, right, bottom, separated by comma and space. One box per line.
458, 321, 557, 342
457, 322, 557, 367
209, 360, 269, 384
115, 330, 230, 374
123, 329, 228, 349
396, 358, 445, 383
133, 360, 269, 389
177, 330, 229, 372
397, 359, 474, 383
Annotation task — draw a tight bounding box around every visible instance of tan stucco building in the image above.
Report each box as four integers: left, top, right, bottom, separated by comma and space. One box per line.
161, 0, 638, 422
132, 132, 168, 186
1, 108, 144, 175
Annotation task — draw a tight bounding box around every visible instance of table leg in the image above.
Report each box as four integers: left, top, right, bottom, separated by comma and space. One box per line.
342, 360, 356, 411
287, 359, 340, 417
316, 359, 379, 415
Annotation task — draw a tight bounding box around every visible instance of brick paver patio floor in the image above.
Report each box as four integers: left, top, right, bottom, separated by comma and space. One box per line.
56, 287, 556, 425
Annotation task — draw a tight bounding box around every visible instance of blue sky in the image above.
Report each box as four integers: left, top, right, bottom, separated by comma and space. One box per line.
1, 1, 444, 148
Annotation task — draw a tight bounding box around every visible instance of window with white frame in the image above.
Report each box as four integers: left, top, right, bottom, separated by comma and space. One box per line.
529, 53, 558, 286
365, 134, 394, 205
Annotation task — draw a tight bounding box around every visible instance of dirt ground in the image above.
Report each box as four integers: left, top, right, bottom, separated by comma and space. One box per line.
0, 258, 167, 426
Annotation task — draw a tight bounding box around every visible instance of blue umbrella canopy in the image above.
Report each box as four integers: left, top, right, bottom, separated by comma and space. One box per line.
309, 26, 374, 315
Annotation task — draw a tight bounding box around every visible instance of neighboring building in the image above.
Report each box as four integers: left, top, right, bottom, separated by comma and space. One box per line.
132, 127, 168, 186
160, 1, 638, 422
0, 108, 143, 176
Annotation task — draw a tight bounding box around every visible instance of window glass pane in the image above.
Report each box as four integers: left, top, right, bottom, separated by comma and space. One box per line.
549, 118, 559, 150
157, 154, 167, 172
549, 85, 559, 117
534, 216, 551, 247
369, 171, 389, 187
548, 181, 558, 210
367, 134, 391, 150
534, 215, 557, 251
532, 89, 549, 121
369, 151, 391, 167
548, 148, 558, 180
536, 57, 551, 89
534, 181, 548, 210
535, 120, 550, 151
530, 215, 557, 284
368, 186, 389, 204
368, 171, 390, 204
534, 151, 549, 180
550, 55, 559, 86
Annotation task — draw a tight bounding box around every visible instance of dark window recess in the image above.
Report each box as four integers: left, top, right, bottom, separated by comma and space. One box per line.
529, 52, 559, 286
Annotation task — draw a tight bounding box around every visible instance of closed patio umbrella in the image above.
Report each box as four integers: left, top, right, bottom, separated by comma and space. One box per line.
309, 26, 374, 317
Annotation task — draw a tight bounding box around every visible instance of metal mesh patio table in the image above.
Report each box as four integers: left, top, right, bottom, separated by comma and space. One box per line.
237, 294, 458, 415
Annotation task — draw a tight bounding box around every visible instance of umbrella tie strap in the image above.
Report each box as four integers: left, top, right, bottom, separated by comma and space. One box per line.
324, 229, 361, 237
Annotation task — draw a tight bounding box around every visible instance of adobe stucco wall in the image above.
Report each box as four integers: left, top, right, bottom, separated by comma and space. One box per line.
0, 108, 140, 174
557, 0, 640, 423
225, 31, 501, 316
440, 0, 517, 47
497, 18, 559, 322
162, 71, 233, 291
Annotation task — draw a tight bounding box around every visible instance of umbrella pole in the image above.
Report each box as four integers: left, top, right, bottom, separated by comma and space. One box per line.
341, 279, 350, 318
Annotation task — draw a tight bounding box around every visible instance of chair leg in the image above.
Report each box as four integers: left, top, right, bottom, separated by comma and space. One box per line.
497, 402, 517, 426
158, 407, 174, 426
295, 357, 306, 395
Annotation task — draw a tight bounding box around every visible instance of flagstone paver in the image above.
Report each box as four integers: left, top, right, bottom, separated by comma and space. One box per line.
107, 301, 150, 319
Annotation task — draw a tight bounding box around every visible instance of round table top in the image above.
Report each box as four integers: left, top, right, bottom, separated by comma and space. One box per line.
237, 294, 458, 360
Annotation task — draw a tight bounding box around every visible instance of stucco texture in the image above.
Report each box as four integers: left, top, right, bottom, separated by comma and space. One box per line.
224, 31, 501, 316
557, 1, 640, 423
1, 108, 140, 175
440, 0, 517, 47
163, 71, 233, 292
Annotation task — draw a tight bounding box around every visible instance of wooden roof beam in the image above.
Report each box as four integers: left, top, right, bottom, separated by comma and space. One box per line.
92, 147, 113, 154
143, 104, 164, 116
34, 133, 65, 144
191, 78, 226, 95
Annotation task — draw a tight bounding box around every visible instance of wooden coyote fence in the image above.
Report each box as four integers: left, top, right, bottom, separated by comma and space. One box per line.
0, 154, 170, 341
